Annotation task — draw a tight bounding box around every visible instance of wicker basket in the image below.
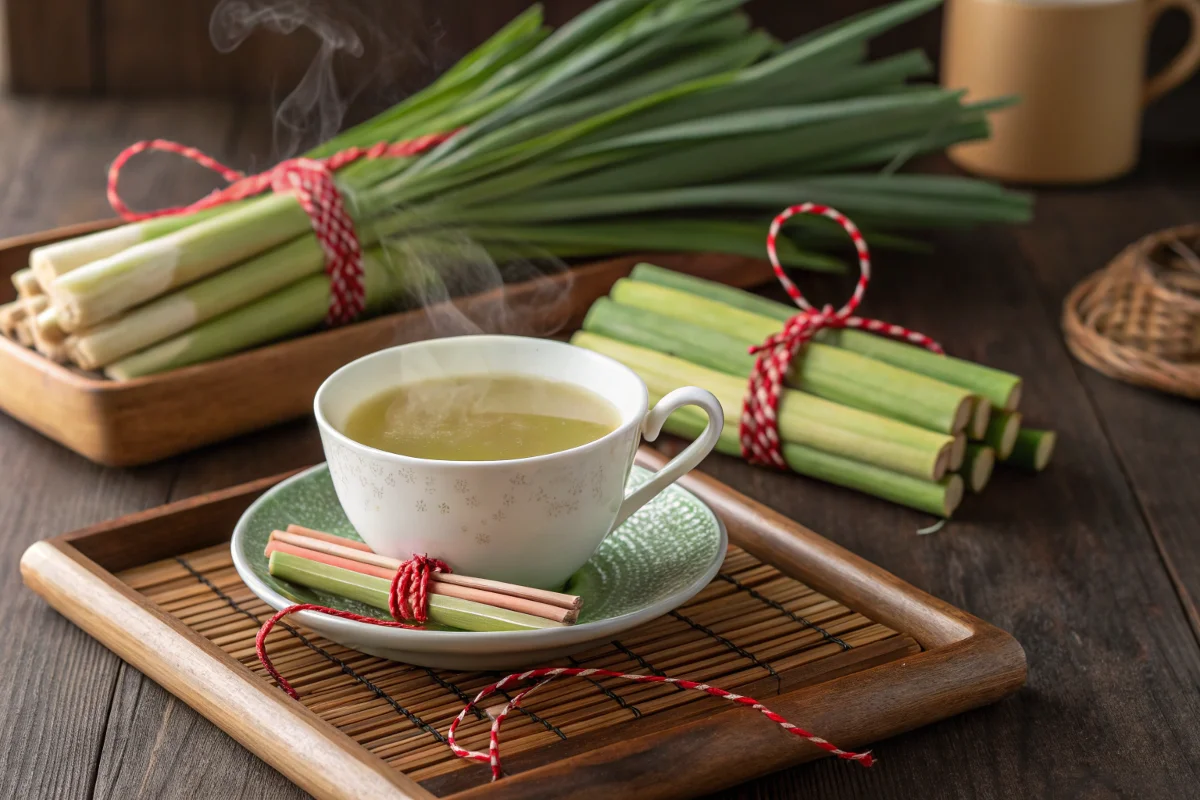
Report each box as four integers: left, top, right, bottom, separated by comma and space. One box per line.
1063, 223, 1200, 399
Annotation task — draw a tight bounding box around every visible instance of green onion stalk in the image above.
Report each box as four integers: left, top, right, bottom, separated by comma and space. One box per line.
37, 0, 1030, 375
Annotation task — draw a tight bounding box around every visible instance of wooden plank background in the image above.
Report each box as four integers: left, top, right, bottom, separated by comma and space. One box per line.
5, 0, 1197, 142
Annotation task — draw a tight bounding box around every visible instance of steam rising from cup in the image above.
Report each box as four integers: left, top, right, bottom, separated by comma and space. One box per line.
209, 0, 575, 346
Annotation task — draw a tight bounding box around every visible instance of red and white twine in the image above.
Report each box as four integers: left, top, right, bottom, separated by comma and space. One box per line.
740, 204, 944, 467
106, 132, 453, 325
255, 554, 873, 781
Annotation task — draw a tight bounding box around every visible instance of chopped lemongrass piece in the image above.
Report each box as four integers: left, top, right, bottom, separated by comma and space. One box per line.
574, 331, 952, 481
968, 397, 992, 440
960, 444, 995, 492
663, 400, 962, 517
948, 433, 967, 471
591, 289, 973, 434
268, 551, 565, 631
12, 268, 42, 298
983, 409, 1022, 459
1002, 428, 1056, 471
630, 263, 1023, 409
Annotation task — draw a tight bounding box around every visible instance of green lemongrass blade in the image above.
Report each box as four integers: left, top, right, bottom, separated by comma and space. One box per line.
437, 5, 547, 84
536, 91, 967, 197
960, 443, 995, 492
444, 178, 1033, 227
463, 220, 843, 271
808, 119, 991, 173
664, 403, 961, 517
403, 29, 772, 190
573, 331, 951, 480
268, 552, 561, 631
598, 285, 973, 432
983, 409, 1022, 458
70, 235, 325, 369
563, 88, 959, 157
630, 264, 1027, 407
417, 0, 715, 167
1002, 428, 1056, 471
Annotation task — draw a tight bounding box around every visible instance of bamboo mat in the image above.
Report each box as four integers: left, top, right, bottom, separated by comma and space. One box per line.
119, 545, 917, 786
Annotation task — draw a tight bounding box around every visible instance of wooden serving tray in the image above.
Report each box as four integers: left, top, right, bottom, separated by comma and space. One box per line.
0, 223, 772, 466
21, 449, 1026, 800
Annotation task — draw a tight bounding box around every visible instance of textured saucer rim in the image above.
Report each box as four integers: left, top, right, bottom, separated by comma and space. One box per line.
230, 463, 727, 656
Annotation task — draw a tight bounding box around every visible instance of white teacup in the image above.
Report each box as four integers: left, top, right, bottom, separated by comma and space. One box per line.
314, 335, 723, 589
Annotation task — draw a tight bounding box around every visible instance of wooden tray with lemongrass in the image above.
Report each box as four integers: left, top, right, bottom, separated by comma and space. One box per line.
0, 0, 1031, 466
20, 449, 1026, 800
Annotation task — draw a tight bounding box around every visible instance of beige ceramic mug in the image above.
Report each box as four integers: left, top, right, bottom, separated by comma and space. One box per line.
942, 0, 1200, 183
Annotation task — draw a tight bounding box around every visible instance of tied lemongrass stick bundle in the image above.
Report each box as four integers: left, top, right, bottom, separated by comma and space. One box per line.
21, 0, 1030, 378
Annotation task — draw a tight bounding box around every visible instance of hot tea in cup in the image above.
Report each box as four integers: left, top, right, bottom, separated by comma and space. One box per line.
314, 335, 722, 589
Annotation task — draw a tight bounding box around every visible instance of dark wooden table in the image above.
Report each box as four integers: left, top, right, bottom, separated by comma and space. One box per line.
1, 97, 1197, 799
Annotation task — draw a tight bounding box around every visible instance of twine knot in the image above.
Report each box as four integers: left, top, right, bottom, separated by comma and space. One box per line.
255, 552, 451, 700
105, 132, 454, 326
739, 203, 944, 468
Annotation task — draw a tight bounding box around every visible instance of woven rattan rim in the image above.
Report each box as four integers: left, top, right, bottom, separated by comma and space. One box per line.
1063, 223, 1200, 399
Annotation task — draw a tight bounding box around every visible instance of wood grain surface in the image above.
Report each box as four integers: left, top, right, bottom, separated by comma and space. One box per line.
0, 95, 1198, 800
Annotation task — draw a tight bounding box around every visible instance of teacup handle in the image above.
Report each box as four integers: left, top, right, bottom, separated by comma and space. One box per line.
612, 387, 724, 530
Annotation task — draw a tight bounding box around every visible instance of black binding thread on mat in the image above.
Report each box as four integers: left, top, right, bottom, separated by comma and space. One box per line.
422, 669, 486, 720
609, 640, 683, 692
669, 609, 780, 684
175, 557, 448, 743
717, 572, 851, 651
491, 686, 567, 739
568, 655, 642, 719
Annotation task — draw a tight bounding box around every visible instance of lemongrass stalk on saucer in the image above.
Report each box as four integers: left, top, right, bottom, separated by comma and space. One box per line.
69, 235, 325, 369
587, 292, 973, 434
1002, 428, 1056, 471
983, 409, 1022, 459
285, 524, 373, 551
271, 528, 582, 610
265, 540, 578, 622
13, 319, 33, 347
268, 551, 564, 632
0, 300, 24, 336
573, 331, 952, 480
630, 263, 1023, 409
948, 433, 967, 471
663, 401, 963, 517
960, 443, 995, 493
12, 268, 41, 298
32, 305, 65, 344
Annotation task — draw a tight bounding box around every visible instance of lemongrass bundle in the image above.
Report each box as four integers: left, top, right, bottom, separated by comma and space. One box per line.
23, 0, 1029, 378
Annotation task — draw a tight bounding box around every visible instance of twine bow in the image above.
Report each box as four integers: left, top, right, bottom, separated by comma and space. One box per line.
740, 203, 944, 467
106, 133, 454, 325
255, 553, 450, 699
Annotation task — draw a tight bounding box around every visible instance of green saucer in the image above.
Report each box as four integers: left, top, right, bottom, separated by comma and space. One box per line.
231, 464, 726, 668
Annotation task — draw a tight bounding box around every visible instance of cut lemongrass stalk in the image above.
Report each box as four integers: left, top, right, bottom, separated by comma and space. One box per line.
663, 401, 962, 518
32, 306, 65, 344
285, 524, 373, 552
29, 318, 69, 363
12, 268, 41, 298
269, 529, 582, 611
574, 331, 952, 480
960, 444, 995, 493
948, 433, 967, 471
13, 319, 33, 347
268, 551, 565, 631
264, 541, 577, 623
587, 293, 973, 434
0, 300, 25, 336
968, 397, 992, 440
1002, 428, 1056, 471
28, 208, 237, 285
68, 235, 325, 368
103, 245, 411, 380
49, 193, 310, 331
984, 409, 1022, 459
629, 263, 1023, 409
